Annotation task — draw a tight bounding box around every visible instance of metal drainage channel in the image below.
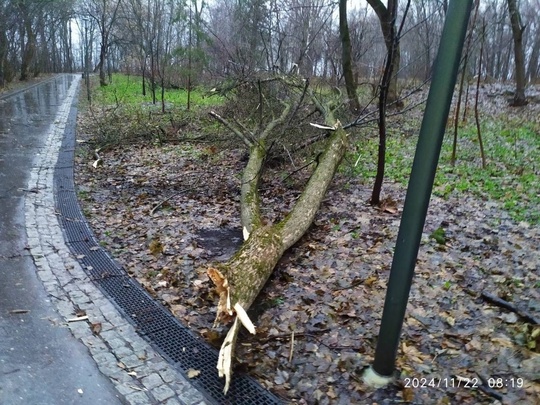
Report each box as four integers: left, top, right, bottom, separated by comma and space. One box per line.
53, 98, 283, 405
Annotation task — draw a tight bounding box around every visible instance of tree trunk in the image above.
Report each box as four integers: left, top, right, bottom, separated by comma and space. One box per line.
367, 0, 401, 105
507, 0, 527, 106
370, 27, 395, 206
84, 0, 122, 87
0, 28, 7, 86
99, 38, 108, 86
209, 104, 348, 393
451, 0, 480, 166
19, 8, 36, 81
527, 35, 540, 82
339, 0, 360, 112
369, 0, 406, 205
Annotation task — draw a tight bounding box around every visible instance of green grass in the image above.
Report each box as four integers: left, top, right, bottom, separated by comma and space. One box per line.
94, 73, 223, 108
84, 73, 225, 148
352, 119, 540, 224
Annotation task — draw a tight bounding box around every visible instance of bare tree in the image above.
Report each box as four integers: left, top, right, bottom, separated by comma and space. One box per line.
370, 0, 410, 206
451, 0, 480, 166
0, 1, 16, 86
121, 0, 151, 95
285, 0, 334, 76
404, 0, 445, 80
507, 0, 527, 105
208, 0, 270, 76
366, 0, 401, 104
523, 0, 540, 82
17, 0, 38, 80
339, 0, 360, 112
83, 0, 122, 87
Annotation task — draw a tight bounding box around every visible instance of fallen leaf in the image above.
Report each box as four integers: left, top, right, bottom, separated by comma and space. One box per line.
128, 384, 147, 391
402, 387, 414, 402
187, 369, 201, 378
149, 239, 164, 256
364, 275, 378, 287
75, 309, 87, 317
381, 198, 398, 214
465, 338, 482, 351
499, 312, 518, 324
91, 322, 102, 335
491, 336, 514, 347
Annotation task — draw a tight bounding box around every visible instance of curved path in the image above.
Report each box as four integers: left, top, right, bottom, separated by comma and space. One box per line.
0, 75, 207, 404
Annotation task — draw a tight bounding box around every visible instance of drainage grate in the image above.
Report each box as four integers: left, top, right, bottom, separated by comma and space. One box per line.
66, 241, 125, 278
148, 328, 276, 405
56, 190, 85, 222
54, 95, 282, 405
97, 276, 177, 335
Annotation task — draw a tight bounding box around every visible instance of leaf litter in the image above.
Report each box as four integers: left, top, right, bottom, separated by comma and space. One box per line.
75, 93, 540, 404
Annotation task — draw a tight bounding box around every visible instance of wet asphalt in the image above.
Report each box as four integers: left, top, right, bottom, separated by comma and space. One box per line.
0, 76, 124, 404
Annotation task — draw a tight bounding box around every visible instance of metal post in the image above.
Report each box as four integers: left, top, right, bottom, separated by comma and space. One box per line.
364, 0, 473, 385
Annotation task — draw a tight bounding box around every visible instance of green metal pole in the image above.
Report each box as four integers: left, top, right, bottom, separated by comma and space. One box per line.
371, 1, 473, 378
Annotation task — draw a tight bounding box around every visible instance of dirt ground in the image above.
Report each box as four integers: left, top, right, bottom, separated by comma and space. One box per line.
74, 87, 540, 404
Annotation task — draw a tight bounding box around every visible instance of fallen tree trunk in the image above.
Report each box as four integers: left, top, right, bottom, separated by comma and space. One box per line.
208, 106, 348, 392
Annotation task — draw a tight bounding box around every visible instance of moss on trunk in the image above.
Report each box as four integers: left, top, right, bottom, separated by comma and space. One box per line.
209, 124, 348, 393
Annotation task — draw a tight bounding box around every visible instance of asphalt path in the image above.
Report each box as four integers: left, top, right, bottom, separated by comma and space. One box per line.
0, 76, 124, 404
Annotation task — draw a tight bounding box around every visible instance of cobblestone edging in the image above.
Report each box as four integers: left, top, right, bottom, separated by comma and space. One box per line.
24, 75, 208, 405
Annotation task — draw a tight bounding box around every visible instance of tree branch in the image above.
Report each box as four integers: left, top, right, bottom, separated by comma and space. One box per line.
259, 100, 292, 140
481, 291, 539, 324
209, 111, 253, 147
280, 123, 348, 249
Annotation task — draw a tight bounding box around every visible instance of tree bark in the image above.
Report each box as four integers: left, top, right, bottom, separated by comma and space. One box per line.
507, 0, 527, 106
369, 0, 407, 205
99, 37, 108, 86
18, 2, 36, 81
527, 34, 540, 82
339, 0, 360, 112
0, 26, 8, 86
366, 0, 401, 105
209, 97, 348, 393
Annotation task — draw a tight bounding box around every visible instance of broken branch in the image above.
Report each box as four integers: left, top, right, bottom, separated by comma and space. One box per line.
209, 111, 253, 147
481, 291, 539, 324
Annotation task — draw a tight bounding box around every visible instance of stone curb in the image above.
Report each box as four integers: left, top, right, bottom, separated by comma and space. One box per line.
24, 75, 208, 405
